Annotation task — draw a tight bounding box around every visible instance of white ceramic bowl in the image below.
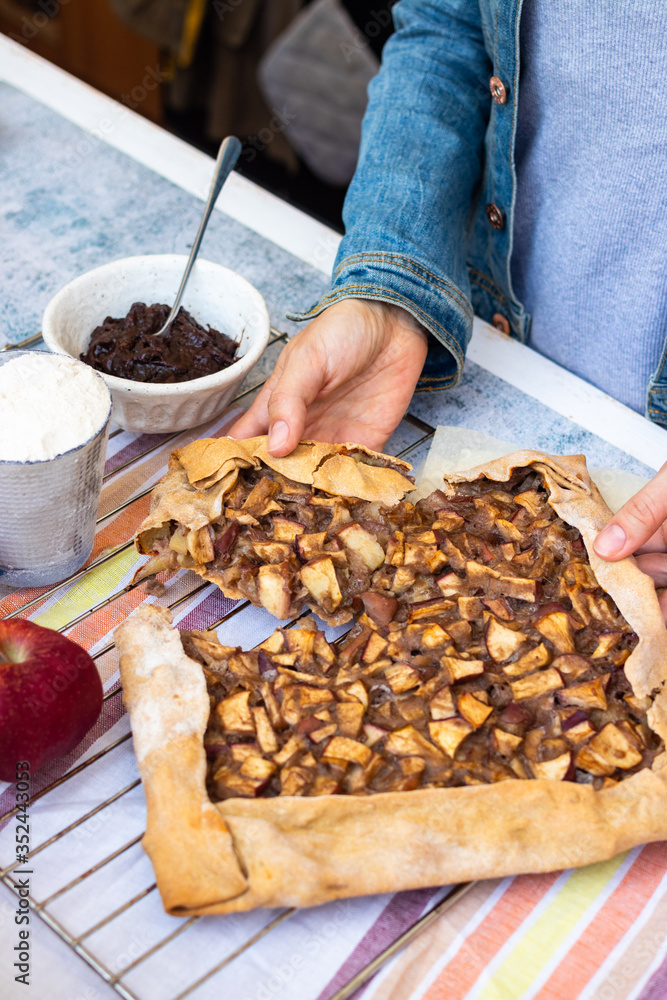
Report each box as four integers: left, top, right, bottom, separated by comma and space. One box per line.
42, 254, 270, 433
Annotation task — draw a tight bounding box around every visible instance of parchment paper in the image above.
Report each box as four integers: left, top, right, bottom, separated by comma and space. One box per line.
414, 426, 648, 514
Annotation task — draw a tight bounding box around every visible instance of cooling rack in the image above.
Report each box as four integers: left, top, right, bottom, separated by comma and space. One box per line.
0, 329, 472, 1000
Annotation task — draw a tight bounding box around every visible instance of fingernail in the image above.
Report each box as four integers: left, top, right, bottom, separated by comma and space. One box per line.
595, 523, 626, 557
268, 420, 289, 452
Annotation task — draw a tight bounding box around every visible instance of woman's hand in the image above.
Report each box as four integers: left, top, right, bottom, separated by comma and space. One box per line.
229, 298, 428, 455
594, 461, 667, 620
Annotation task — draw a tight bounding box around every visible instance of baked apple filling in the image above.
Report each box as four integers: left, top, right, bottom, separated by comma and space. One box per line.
182, 468, 662, 800
138, 462, 406, 625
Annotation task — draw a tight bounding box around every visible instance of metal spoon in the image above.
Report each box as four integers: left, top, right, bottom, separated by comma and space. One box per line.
153, 135, 242, 336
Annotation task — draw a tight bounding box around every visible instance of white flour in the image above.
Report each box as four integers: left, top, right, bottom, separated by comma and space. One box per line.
0, 352, 111, 462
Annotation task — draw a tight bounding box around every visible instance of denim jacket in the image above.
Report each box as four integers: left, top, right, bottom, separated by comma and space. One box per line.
289, 0, 667, 424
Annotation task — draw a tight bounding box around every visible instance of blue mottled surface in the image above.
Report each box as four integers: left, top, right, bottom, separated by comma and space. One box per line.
0, 82, 654, 481
0, 83, 329, 345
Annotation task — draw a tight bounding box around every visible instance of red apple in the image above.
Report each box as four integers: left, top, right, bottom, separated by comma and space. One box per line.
0, 620, 103, 781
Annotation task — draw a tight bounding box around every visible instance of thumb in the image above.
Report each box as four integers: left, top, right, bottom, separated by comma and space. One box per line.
266, 351, 327, 456
594, 462, 667, 560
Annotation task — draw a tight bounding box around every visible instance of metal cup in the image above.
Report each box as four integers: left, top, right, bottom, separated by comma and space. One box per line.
0, 351, 112, 588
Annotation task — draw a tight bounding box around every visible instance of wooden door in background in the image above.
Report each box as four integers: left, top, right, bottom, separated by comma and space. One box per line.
0, 0, 163, 123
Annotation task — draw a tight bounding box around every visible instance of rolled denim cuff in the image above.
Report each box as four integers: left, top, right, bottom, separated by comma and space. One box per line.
287, 251, 473, 391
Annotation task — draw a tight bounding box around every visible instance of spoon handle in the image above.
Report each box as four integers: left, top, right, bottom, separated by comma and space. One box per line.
156, 135, 242, 336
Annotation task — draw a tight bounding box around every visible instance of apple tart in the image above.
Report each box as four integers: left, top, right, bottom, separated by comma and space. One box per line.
117, 449, 667, 916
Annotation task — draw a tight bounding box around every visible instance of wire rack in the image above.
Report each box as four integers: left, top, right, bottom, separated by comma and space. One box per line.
0, 330, 473, 1000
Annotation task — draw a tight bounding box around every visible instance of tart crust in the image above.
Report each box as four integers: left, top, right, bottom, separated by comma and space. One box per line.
116, 450, 667, 916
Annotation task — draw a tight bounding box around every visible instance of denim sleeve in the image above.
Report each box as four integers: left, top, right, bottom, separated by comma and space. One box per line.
289, 0, 492, 390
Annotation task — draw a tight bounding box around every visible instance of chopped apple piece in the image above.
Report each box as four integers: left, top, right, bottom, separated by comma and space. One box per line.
409, 598, 456, 622
362, 632, 389, 663
551, 654, 591, 680
493, 728, 523, 756
338, 522, 385, 570
239, 755, 277, 781
314, 632, 336, 668
433, 509, 465, 531
280, 765, 311, 796
509, 668, 563, 701
336, 701, 365, 738
296, 532, 328, 561
384, 662, 420, 693
339, 630, 370, 666
563, 719, 596, 745
496, 518, 523, 542
458, 596, 483, 620
385, 531, 405, 566
428, 718, 473, 757
229, 743, 260, 762
500, 576, 538, 602
591, 632, 624, 658
216, 691, 255, 734
385, 725, 444, 760
586, 723, 643, 770
503, 644, 550, 677
251, 706, 278, 754
362, 724, 387, 749
514, 490, 543, 517
429, 685, 456, 720
260, 681, 285, 730
510, 757, 530, 779
258, 563, 292, 619
536, 612, 575, 653
281, 684, 334, 725
624, 693, 652, 713
446, 620, 473, 647
397, 696, 426, 723
457, 692, 493, 728
404, 541, 438, 566
252, 541, 293, 564
272, 517, 305, 542
486, 618, 527, 661
308, 723, 338, 744
273, 734, 306, 765
467, 560, 501, 590
300, 557, 343, 612
341, 679, 369, 709
212, 766, 265, 798
575, 744, 615, 777
323, 736, 372, 767
285, 628, 316, 662
400, 755, 426, 776
187, 526, 215, 563
421, 624, 450, 648
309, 774, 341, 796
427, 549, 449, 573
168, 527, 189, 555
259, 630, 285, 654
482, 597, 514, 621
391, 566, 416, 594
558, 675, 608, 711
436, 572, 463, 597
531, 753, 571, 781
440, 655, 485, 682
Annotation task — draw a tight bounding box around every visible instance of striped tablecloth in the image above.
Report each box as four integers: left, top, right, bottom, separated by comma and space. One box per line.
1, 407, 666, 1000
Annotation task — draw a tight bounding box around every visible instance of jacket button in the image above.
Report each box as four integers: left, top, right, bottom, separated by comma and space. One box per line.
486, 203, 504, 230
492, 313, 511, 335
490, 76, 507, 104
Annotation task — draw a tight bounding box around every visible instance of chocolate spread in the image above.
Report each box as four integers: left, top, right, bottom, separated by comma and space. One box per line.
81, 302, 239, 383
